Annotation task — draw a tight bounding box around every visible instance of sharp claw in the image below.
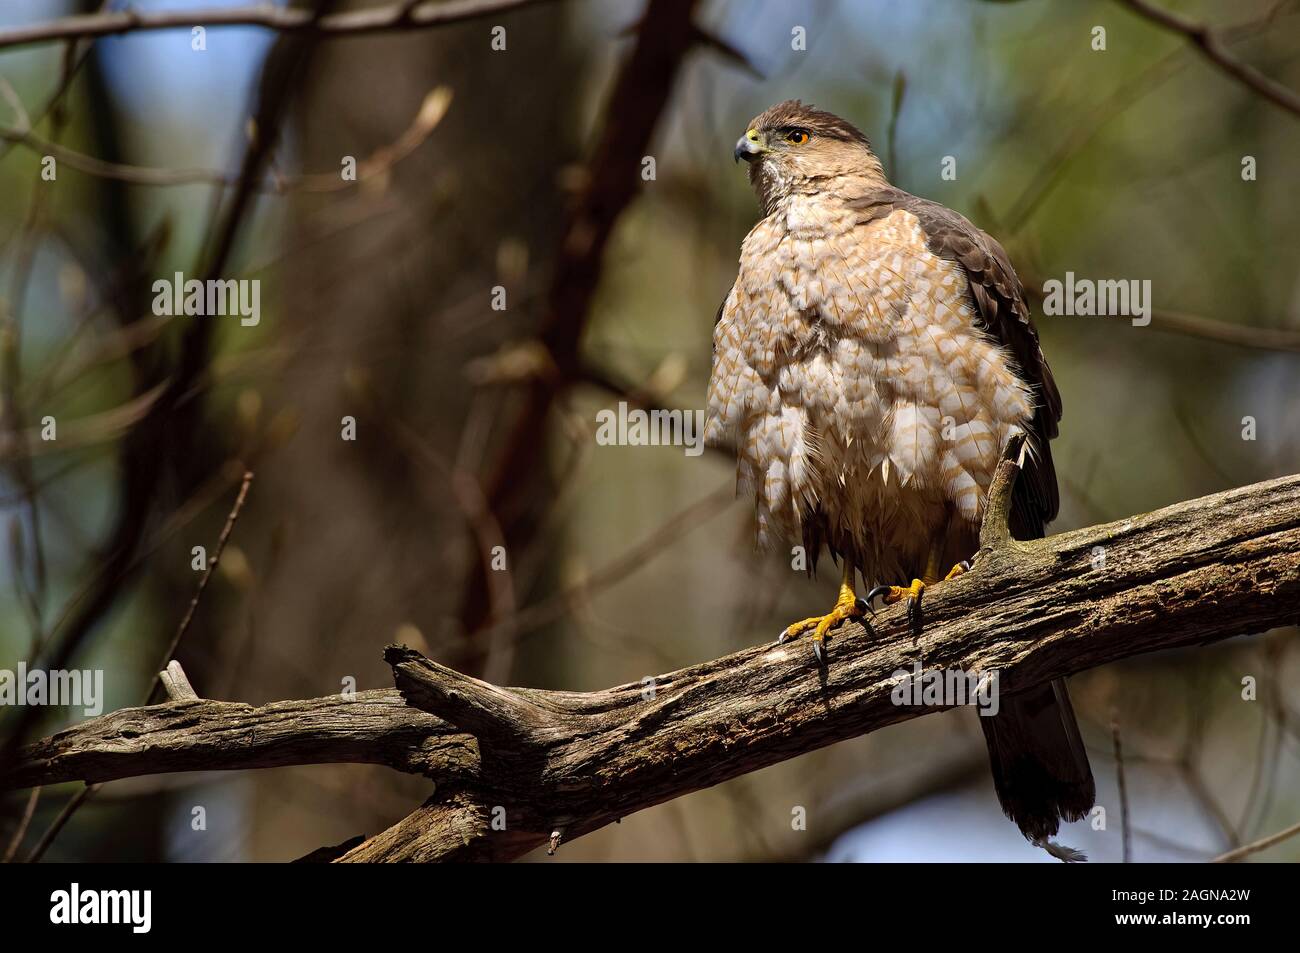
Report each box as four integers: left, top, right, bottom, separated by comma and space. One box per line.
907, 593, 922, 632
854, 597, 873, 616
960, 559, 973, 572
777, 627, 792, 644
812, 639, 824, 663
864, 584, 891, 606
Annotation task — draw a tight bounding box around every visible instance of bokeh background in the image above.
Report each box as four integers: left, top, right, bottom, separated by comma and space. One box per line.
1, 0, 1298, 862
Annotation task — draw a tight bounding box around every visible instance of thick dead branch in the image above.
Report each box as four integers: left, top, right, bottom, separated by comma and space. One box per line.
4, 472, 1299, 861
4, 691, 467, 790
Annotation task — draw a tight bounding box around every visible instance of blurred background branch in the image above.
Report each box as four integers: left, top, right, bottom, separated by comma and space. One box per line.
1118, 0, 1300, 118
0, 0, 557, 52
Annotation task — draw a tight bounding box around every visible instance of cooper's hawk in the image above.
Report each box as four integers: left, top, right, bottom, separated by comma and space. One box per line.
706, 100, 1094, 850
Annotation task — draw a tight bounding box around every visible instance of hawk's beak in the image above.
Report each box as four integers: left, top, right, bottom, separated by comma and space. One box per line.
734, 130, 763, 163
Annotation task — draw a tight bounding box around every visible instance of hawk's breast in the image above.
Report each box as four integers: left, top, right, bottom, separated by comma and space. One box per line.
706, 204, 1033, 580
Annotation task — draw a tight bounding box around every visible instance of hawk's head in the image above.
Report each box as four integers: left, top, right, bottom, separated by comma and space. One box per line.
734, 100, 884, 207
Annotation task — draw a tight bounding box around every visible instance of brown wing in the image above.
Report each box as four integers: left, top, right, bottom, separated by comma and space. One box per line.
887, 197, 1092, 837
855, 188, 1062, 538
845, 189, 1090, 840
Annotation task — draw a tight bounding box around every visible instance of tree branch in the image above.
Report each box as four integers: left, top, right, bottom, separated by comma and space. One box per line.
3, 690, 469, 790
1118, 0, 1300, 119
5, 472, 1299, 861
459, 0, 701, 640
0, 86, 450, 191
0, 0, 555, 52
1020, 274, 1300, 358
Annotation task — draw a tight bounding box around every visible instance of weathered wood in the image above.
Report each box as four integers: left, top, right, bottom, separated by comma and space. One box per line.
2, 690, 476, 790
159, 660, 199, 702
5, 472, 1299, 862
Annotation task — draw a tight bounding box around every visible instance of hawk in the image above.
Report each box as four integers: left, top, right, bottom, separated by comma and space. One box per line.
706, 100, 1095, 849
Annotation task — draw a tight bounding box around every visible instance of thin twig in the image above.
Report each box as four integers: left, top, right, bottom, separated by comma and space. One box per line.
886, 70, 906, 183
23, 785, 89, 863
1111, 712, 1132, 863
0, 86, 450, 192
1020, 278, 1300, 358
23, 472, 253, 863
1213, 817, 1300, 862
1003, 2, 1293, 234
1119, 0, 1300, 119
0, 0, 555, 52
147, 472, 254, 704
1, 786, 40, 862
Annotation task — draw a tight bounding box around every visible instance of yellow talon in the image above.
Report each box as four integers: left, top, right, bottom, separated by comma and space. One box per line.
878, 578, 926, 605
862, 555, 972, 634
943, 560, 971, 581
777, 563, 870, 661
865, 577, 928, 633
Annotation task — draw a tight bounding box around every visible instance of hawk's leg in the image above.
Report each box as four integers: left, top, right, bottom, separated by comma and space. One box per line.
777, 560, 871, 662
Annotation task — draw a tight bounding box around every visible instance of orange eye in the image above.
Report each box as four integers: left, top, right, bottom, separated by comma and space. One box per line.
786, 130, 809, 145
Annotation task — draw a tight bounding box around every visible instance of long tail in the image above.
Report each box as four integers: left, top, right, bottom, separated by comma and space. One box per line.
978, 677, 1095, 842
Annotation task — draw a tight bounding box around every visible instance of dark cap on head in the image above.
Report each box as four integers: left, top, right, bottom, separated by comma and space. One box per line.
749, 100, 871, 146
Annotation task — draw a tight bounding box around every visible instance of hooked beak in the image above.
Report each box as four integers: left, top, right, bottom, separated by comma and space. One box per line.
734, 130, 763, 163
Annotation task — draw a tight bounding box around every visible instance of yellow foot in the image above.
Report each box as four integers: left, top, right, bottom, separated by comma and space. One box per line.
777, 593, 872, 663
863, 559, 973, 633
865, 578, 927, 630
943, 559, 973, 581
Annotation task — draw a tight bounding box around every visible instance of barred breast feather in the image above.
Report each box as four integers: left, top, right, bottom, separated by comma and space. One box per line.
705, 189, 1053, 584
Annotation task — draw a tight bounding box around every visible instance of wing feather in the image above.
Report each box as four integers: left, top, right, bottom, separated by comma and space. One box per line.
850, 187, 1061, 538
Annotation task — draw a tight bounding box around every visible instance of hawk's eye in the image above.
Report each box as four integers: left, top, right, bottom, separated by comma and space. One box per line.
785, 129, 810, 145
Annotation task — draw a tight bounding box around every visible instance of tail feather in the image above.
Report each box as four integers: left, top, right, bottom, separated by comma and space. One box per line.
979, 677, 1095, 841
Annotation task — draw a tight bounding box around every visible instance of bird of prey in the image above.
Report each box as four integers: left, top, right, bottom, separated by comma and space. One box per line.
705, 100, 1094, 849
